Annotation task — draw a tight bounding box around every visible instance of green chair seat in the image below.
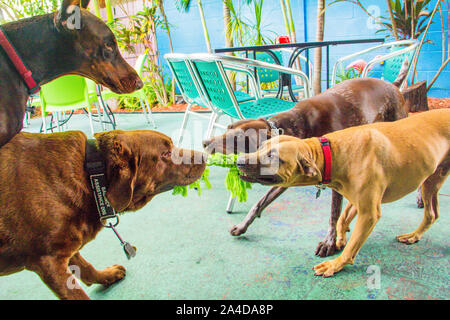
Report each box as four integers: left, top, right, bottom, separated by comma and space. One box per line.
223, 98, 296, 119
233, 90, 255, 103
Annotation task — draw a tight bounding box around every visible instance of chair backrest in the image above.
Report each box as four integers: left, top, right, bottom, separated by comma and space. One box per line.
382, 45, 416, 83
40, 75, 88, 110
166, 54, 207, 107
189, 58, 238, 117
252, 51, 283, 84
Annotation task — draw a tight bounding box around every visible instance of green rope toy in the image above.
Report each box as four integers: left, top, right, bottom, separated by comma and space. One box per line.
172, 153, 252, 202
172, 168, 212, 197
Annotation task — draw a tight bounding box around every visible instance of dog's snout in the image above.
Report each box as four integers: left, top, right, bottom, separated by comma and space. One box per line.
135, 77, 144, 90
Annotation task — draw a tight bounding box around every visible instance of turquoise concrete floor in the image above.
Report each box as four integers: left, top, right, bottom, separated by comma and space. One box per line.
0, 112, 448, 300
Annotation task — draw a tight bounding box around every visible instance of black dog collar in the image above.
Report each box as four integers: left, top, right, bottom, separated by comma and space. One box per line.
85, 139, 136, 259
85, 139, 117, 223
266, 119, 284, 136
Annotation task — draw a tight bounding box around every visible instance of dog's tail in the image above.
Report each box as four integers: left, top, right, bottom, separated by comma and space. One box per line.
392, 58, 410, 88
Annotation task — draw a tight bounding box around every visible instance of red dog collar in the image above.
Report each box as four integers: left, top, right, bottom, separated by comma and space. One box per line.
318, 137, 332, 184
0, 26, 40, 94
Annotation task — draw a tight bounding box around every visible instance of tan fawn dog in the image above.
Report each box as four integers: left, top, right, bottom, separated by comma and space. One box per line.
236, 109, 449, 277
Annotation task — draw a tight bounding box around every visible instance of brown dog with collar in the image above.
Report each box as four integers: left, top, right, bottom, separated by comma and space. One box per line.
0, 130, 206, 299
203, 72, 410, 257
236, 109, 449, 277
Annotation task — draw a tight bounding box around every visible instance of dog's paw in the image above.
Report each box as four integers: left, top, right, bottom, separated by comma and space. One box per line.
98, 264, 126, 285
313, 259, 344, 277
396, 232, 421, 244
315, 238, 339, 257
230, 224, 247, 236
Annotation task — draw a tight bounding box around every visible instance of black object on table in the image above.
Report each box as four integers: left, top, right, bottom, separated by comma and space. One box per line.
214, 38, 385, 101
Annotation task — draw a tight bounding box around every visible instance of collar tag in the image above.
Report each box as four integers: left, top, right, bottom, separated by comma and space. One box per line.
89, 173, 117, 221
108, 222, 137, 260
315, 184, 327, 199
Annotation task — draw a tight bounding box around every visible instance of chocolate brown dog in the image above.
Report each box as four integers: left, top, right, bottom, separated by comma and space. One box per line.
0, 0, 142, 148
0, 130, 206, 299
203, 73, 409, 257
237, 109, 449, 277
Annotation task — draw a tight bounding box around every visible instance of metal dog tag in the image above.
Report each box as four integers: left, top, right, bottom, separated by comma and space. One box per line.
123, 242, 137, 260
108, 222, 137, 260
315, 185, 326, 199
316, 188, 322, 199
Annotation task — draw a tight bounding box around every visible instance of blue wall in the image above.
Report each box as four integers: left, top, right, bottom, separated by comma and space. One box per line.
157, 0, 449, 98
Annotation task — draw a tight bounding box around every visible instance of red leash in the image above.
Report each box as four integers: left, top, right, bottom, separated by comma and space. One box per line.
0, 26, 40, 94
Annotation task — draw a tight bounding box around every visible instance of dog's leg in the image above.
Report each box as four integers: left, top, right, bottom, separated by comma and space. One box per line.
29, 255, 90, 300
397, 165, 449, 244
335, 203, 357, 251
315, 191, 343, 257
416, 186, 424, 208
0, 98, 26, 147
230, 186, 287, 236
314, 199, 381, 277
69, 252, 126, 286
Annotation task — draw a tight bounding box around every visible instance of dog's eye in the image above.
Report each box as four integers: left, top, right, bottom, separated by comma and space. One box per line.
102, 47, 114, 60
161, 150, 171, 159
267, 149, 278, 159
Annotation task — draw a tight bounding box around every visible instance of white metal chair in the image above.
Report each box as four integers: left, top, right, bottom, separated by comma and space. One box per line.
332, 40, 419, 89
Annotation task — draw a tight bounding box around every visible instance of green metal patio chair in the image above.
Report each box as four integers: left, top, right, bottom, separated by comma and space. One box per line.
332, 40, 419, 88
40, 75, 98, 136
188, 53, 311, 140
165, 53, 255, 146
100, 53, 156, 128
250, 50, 314, 97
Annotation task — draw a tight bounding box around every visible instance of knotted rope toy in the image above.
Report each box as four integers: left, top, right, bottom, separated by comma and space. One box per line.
172, 153, 252, 202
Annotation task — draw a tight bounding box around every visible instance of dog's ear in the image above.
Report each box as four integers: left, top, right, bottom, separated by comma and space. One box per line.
55, 0, 90, 30
95, 132, 139, 213
297, 154, 321, 179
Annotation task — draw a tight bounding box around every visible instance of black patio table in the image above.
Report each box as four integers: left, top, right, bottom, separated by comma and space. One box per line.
214, 38, 385, 101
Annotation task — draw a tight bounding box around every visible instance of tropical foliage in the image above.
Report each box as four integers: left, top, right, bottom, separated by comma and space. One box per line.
223, 0, 275, 46
0, 0, 58, 21
110, 1, 172, 107
325, 0, 433, 40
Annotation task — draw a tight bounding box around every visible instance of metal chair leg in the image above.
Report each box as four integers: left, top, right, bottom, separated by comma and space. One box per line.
177, 103, 192, 147
226, 194, 237, 214
87, 109, 95, 136
144, 99, 156, 128
139, 97, 151, 125
205, 112, 219, 141
42, 115, 47, 133
96, 102, 106, 131
56, 112, 62, 132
